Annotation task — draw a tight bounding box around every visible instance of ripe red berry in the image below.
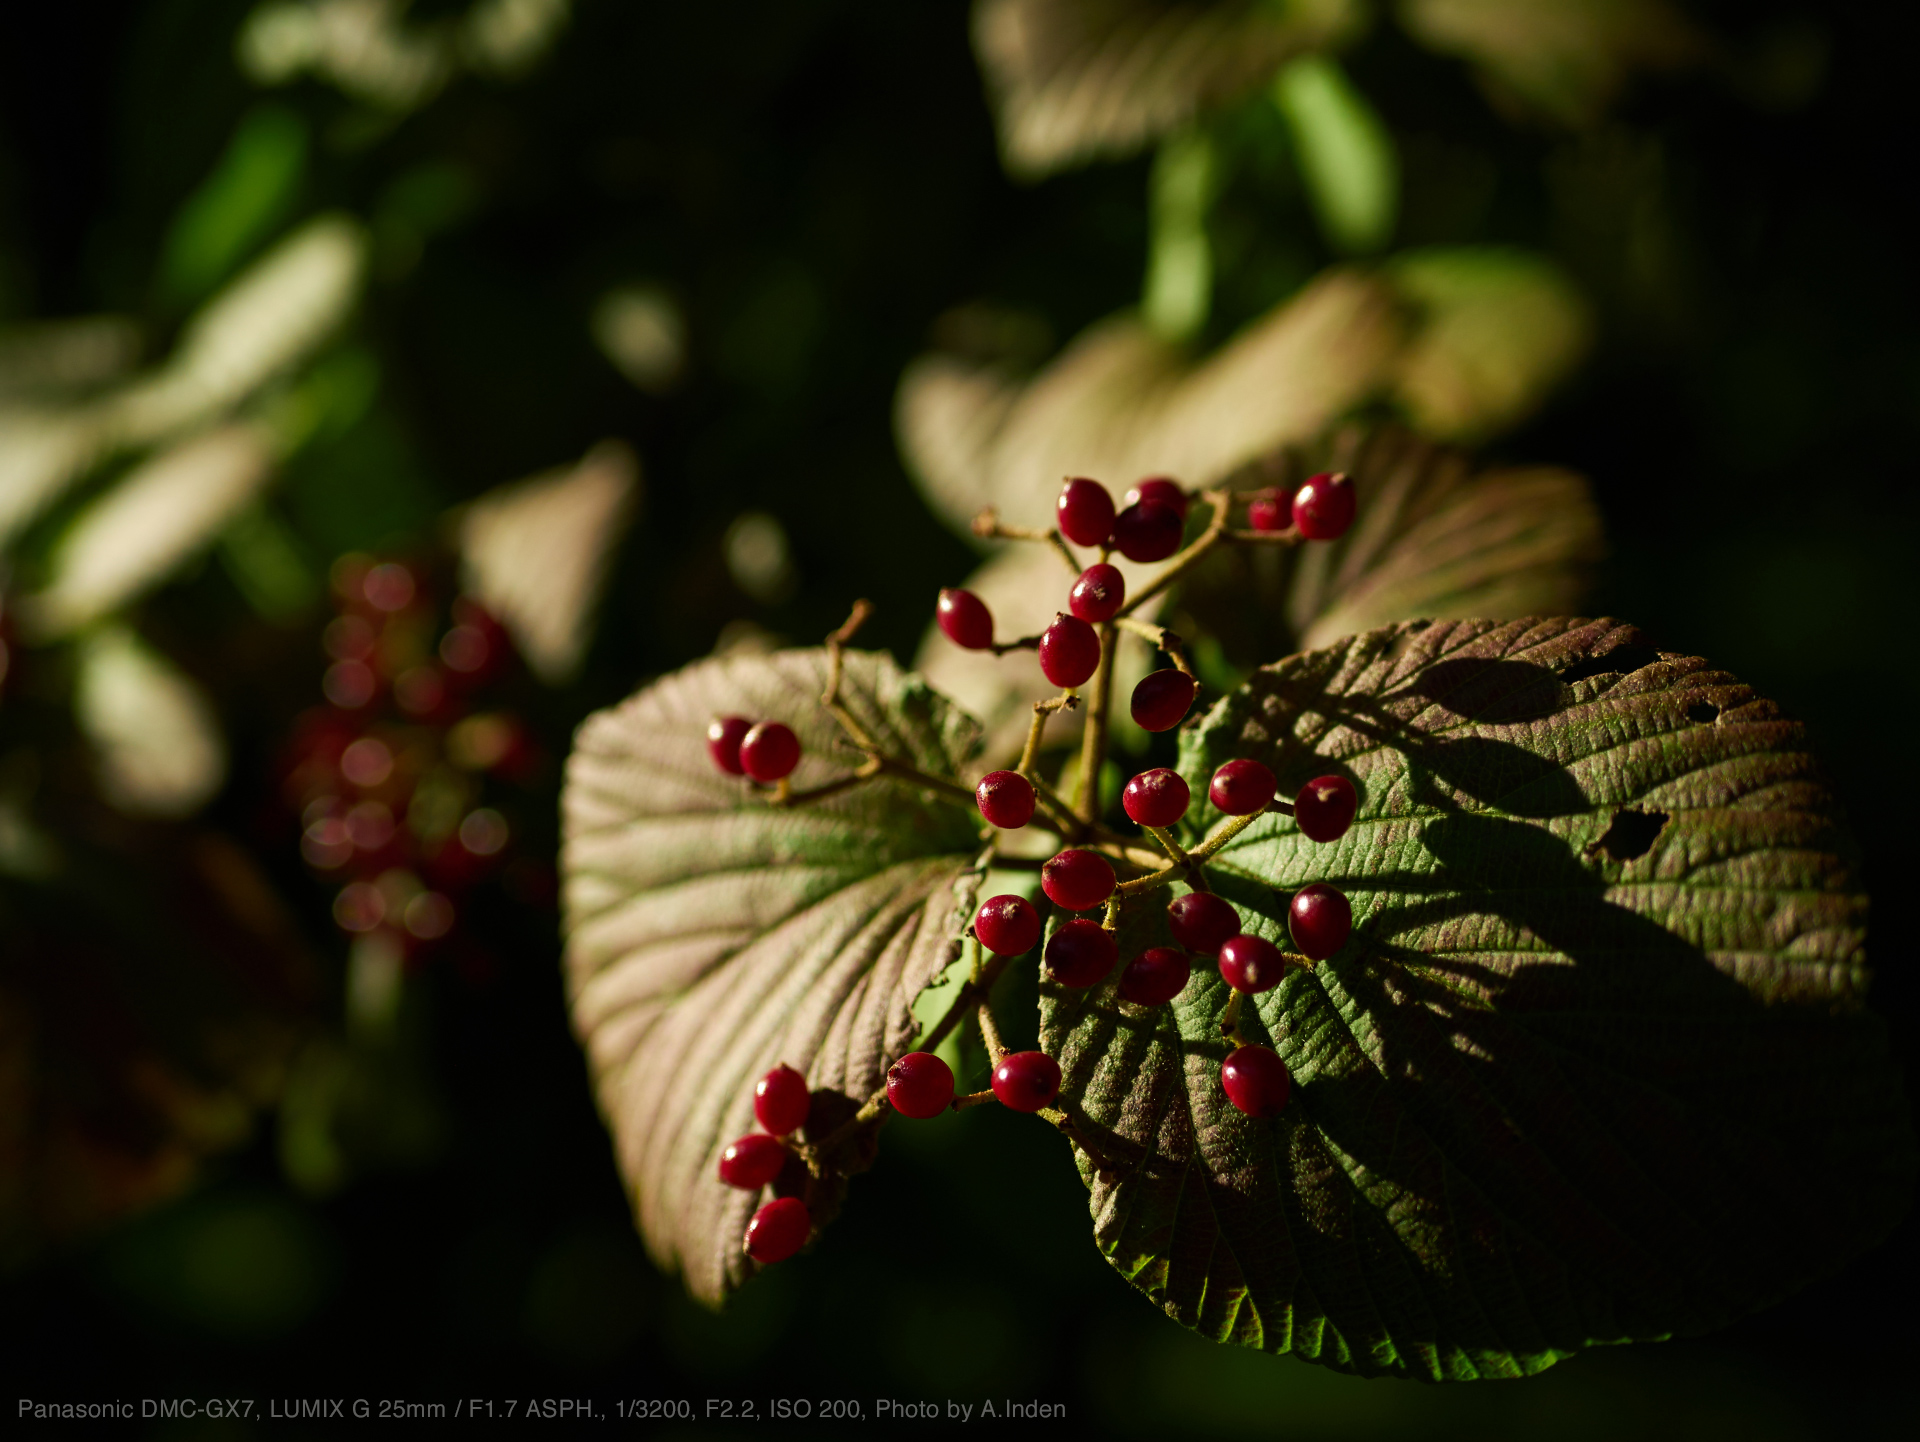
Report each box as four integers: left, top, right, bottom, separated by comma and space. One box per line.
1041, 849, 1115, 912
1057, 477, 1116, 547
1123, 768, 1190, 828
1130, 669, 1196, 732
753, 1063, 811, 1136
1221, 1044, 1291, 1117
707, 715, 753, 774
1218, 934, 1287, 994
1289, 883, 1352, 960
1124, 477, 1189, 519
991, 1051, 1061, 1113
975, 894, 1041, 956
744, 1196, 811, 1263
1295, 775, 1357, 842
1292, 471, 1355, 541
1209, 758, 1276, 815
740, 721, 800, 782
887, 1051, 955, 1119
1167, 892, 1238, 954
1045, 919, 1118, 988
1038, 613, 1101, 688
937, 588, 995, 649
1069, 564, 1125, 623
1110, 502, 1184, 563
976, 770, 1036, 829
718, 1133, 788, 1190
1119, 947, 1190, 1006
1248, 488, 1291, 532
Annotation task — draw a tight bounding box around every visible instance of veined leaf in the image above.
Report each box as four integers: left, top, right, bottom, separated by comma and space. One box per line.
562, 649, 985, 1304
1042, 617, 1911, 1379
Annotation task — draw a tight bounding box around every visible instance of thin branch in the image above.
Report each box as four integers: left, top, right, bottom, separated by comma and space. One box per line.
990, 633, 1043, 657
975, 1001, 1008, 1065
1017, 693, 1079, 776
1228, 528, 1306, 545
1117, 487, 1232, 619
973, 508, 1082, 577
1115, 615, 1196, 676
772, 756, 882, 806
1075, 621, 1116, 821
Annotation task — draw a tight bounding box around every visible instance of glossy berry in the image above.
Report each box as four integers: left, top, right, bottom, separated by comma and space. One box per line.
707, 715, 753, 774
992, 1051, 1061, 1113
1119, 947, 1191, 1006
718, 1133, 788, 1190
975, 894, 1042, 956
1069, 564, 1125, 623
1167, 892, 1239, 954
1041, 849, 1115, 912
744, 1196, 811, 1264
1218, 934, 1287, 994
1110, 502, 1184, 563
887, 1051, 955, 1119
1221, 1044, 1291, 1118
976, 770, 1036, 829
740, 721, 800, 782
1057, 477, 1116, 547
1292, 471, 1355, 541
1248, 489, 1291, 532
1289, 883, 1352, 960
1125, 477, 1189, 519
1209, 758, 1276, 816
1038, 614, 1101, 688
1046, 919, 1119, 988
1123, 768, 1190, 828
937, 588, 995, 649
1295, 775, 1357, 842
753, 1064, 811, 1136
1130, 669, 1196, 732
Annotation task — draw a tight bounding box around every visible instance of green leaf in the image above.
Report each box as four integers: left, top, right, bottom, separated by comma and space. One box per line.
159, 107, 309, 308
561, 648, 985, 1304
1041, 617, 1912, 1379
1272, 54, 1399, 253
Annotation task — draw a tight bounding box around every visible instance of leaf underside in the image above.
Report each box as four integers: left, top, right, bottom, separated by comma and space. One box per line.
562, 649, 983, 1305
1041, 617, 1912, 1380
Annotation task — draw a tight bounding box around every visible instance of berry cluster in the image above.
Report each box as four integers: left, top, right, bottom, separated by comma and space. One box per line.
707, 715, 801, 783
717, 1062, 815, 1264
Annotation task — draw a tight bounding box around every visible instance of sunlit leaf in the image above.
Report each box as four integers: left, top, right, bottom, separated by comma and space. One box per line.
1272, 53, 1399, 253
1042, 617, 1911, 1378
73, 627, 228, 818
561, 648, 985, 1303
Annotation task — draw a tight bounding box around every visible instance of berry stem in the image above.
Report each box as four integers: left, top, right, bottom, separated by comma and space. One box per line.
772, 755, 883, 805
1116, 487, 1232, 619
1143, 824, 1210, 891
1075, 622, 1117, 821
1227, 527, 1305, 545
971, 507, 1082, 578
1219, 990, 1248, 1046
989, 633, 1044, 657
975, 999, 1008, 1065
951, 1089, 998, 1111
1017, 692, 1080, 776
1115, 616, 1196, 677
1037, 1105, 1117, 1182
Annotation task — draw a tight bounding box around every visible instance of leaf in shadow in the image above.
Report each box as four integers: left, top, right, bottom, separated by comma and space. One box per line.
561, 649, 985, 1305
1041, 617, 1912, 1379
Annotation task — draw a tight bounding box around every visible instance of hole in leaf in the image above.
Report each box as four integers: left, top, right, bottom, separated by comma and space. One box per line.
1559, 643, 1662, 686
1687, 700, 1720, 724
1586, 807, 1670, 863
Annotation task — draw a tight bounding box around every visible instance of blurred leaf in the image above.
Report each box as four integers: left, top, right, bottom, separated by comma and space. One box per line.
1272, 53, 1399, 253
561, 649, 983, 1304
158, 107, 309, 308
973, 0, 1365, 178
592, 285, 687, 394
1043, 617, 1911, 1378
1397, 0, 1702, 126
73, 627, 228, 818
1142, 129, 1220, 342
0, 317, 140, 402
459, 439, 641, 685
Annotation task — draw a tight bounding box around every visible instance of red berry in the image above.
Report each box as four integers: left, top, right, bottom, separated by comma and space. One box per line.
1130, 669, 1196, 732
707, 715, 753, 774
1124, 477, 1189, 519
1069, 564, 1125, 623
1119, 946, 1190, 1005
1209, 758, 1276, 815
1248, 489, 1291, 532
887, 1051, 955, 1119
718, 1133, 788, 1190
1038, 613, 1101, 688
1123, 768, 1190, 828
975, 894, 1041, 956
937, 588, 995, 649
1221, 1044, 1291, 1117
740, 721, 800, 782
1295, 775, 1357, 842
744, 1196, 811, 1263
1045, 919, 1118, 987
1111, 502, 1184, 563
1167, 892, 1238, 954
1041, 849, 1115, 912
1292, 471, 1355, 541
1057, 477, 1116, 547
1218, 934, 1287, 994
991, 1051, 1061, 1113
1289, 883, 1352, 960
753, 1063, 811, 1136
976, 770, 1035, 829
